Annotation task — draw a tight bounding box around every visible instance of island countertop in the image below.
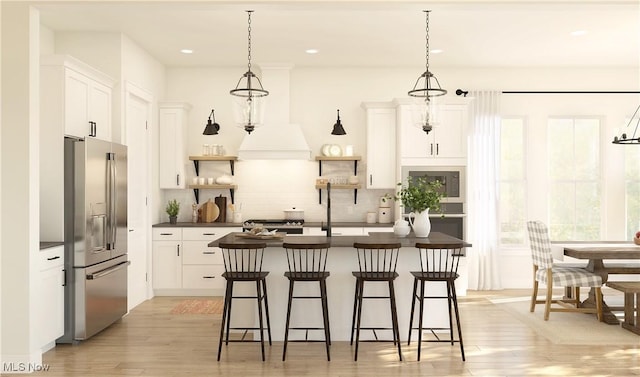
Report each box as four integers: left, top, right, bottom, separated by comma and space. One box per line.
206, 231, 471, 342
208, 231, 471, 248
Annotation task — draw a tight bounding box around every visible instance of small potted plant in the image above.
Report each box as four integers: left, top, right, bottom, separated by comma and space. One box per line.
395, 176, 444, 237
166, 199, 180, 224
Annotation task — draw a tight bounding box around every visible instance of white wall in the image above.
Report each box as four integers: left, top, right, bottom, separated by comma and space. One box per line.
1, 2, 41, 367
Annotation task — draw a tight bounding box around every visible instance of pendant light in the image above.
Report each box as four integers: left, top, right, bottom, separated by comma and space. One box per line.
408, 10, 446, 134
612, 104, 640, 144
230, 10, 269, 134
331, 109, 346, 135
203, 109, 220, 135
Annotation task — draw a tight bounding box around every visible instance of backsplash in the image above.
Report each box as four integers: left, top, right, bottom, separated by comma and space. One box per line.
159, 159, 395, 224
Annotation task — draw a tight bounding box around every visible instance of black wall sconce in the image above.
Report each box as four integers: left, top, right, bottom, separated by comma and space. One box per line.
331, 109, 346, 135
203, 109, 220, 135
455, 89, 469, 97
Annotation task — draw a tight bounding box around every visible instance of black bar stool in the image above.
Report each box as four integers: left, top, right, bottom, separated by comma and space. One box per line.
350, 242, 402, 361
282, 242, 331, 361
217, 242, 272, 361
408, 242, 465, 361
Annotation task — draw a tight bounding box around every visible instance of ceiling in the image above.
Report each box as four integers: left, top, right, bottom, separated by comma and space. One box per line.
35, 1, 640, 69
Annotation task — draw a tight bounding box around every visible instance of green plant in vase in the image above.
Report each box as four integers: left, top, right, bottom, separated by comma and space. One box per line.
166, 199, 180, 224
395, 176, 444, 237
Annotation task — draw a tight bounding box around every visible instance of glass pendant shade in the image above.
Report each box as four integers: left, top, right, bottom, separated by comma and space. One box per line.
230, 10, 269, 134
408, 10, 446, 133
331, 109, 346, 135
203, 109, 220, 135
410, 97, 439, 134
231, 95, 266, 134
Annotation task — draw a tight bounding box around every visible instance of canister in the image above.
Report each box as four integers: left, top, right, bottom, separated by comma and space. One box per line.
378, 207, 392, 223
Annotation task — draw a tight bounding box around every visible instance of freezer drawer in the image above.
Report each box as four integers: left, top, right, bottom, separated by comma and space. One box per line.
74, 255, 130, 340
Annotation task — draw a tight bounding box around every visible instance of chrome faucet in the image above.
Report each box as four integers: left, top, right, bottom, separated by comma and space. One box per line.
321, 182, 332, 237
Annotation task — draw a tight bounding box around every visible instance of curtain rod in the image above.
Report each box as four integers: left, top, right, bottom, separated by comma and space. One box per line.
455, 89, 640, 96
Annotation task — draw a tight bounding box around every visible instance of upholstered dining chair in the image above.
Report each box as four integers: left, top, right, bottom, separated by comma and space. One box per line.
526, 221, 604, 321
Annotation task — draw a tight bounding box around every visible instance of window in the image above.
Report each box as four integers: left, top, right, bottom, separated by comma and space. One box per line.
499, 118, 526, 245
547, 118, 601, 240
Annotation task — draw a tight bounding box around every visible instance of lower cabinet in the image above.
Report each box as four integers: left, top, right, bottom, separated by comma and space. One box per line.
152, 228, 182, 290
36, 245, 65, 351
152, 227, 240, 296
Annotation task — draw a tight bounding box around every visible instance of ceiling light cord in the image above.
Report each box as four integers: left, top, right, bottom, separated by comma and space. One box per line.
247, 10, 252, 73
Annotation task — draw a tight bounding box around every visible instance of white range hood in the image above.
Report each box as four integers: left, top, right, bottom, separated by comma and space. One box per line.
237, 64, 311, 160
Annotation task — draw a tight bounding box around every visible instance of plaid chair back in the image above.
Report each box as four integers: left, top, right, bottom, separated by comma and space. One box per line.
526, 221, 554, 269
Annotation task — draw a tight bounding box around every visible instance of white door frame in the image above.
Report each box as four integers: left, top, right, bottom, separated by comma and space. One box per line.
123, 81, 154, 304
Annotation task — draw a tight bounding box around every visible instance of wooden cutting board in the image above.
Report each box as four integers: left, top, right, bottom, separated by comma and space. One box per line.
200, 199, 219, 223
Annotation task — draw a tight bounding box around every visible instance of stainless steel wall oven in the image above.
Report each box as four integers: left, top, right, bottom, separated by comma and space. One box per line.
401, 166, 466, 239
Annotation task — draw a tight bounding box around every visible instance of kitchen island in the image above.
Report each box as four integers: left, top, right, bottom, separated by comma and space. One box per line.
208, 232, 471, 342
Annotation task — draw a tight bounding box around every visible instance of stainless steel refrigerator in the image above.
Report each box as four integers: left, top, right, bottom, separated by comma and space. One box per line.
60, 137, 129, 343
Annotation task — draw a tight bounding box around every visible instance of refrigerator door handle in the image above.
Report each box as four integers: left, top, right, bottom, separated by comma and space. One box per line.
107, 152, 117, 249
86, 260, 131, 280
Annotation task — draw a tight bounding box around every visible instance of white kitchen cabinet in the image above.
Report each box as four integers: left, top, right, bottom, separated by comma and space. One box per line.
41, 55, 114, 141
152, 228, 183, 290
362, 102, 396, 189
152, 227, 240, 295
36, 245, 65, 351
398, 100, 469, 166
159, 102, 191, 189
182, 227, 239, 293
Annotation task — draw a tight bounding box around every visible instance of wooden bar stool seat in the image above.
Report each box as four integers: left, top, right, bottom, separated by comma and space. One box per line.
217, 242, 272, 361
282, 242, 331, 361
350, 242, 402, 361
408, 242, 466, 361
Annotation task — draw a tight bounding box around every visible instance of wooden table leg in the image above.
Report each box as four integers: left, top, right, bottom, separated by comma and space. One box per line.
581, 259, 619, 324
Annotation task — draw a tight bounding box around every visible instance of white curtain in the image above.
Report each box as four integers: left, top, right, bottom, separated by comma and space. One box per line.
467, 90, 503, 290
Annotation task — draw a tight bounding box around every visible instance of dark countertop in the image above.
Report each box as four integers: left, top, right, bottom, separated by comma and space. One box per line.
154, 222, 242, 227
40, 241, 64, 250
153, 222, 392, 228
208, 231, 471, 249
304, 222, 392, 228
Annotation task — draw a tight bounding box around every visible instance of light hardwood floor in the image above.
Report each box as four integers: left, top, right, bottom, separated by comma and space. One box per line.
25, 290, 640, 377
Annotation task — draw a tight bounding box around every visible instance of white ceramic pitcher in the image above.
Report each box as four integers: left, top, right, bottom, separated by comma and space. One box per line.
408, 208, 431, 237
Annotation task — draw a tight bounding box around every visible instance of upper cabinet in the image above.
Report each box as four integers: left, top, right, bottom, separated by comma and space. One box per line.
398, 98, 470, 166
362, 102, 397, 189
159, 102, 191, 189
41, 55, 114, 141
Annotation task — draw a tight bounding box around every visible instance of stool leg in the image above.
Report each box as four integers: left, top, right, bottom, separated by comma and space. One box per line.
282, 279, 295, 361
225, 281, 235, 345
417, 279, 425, 362
446, 282, 455, 346
389, 280, 403, 361
256, 280, 266, 362
450, 281, 465, 361
350, 279, 361, 345
217, 280, 233, 361
320, 279, 331, 361
408, 277, 418, 346
354, 279, 365, 361
261, 278, 272, 345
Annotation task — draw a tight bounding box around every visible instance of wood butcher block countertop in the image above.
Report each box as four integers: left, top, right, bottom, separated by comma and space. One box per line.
208, 231, 472, 249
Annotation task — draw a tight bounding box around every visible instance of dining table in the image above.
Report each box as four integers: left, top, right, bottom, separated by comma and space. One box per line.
563, 242, 640, 324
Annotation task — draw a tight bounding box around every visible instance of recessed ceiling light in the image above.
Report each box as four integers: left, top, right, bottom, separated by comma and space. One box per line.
305, 49, 319, 54
431, 49, 443, 54
570, 30, 587, 36
180, 49, 193, 54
